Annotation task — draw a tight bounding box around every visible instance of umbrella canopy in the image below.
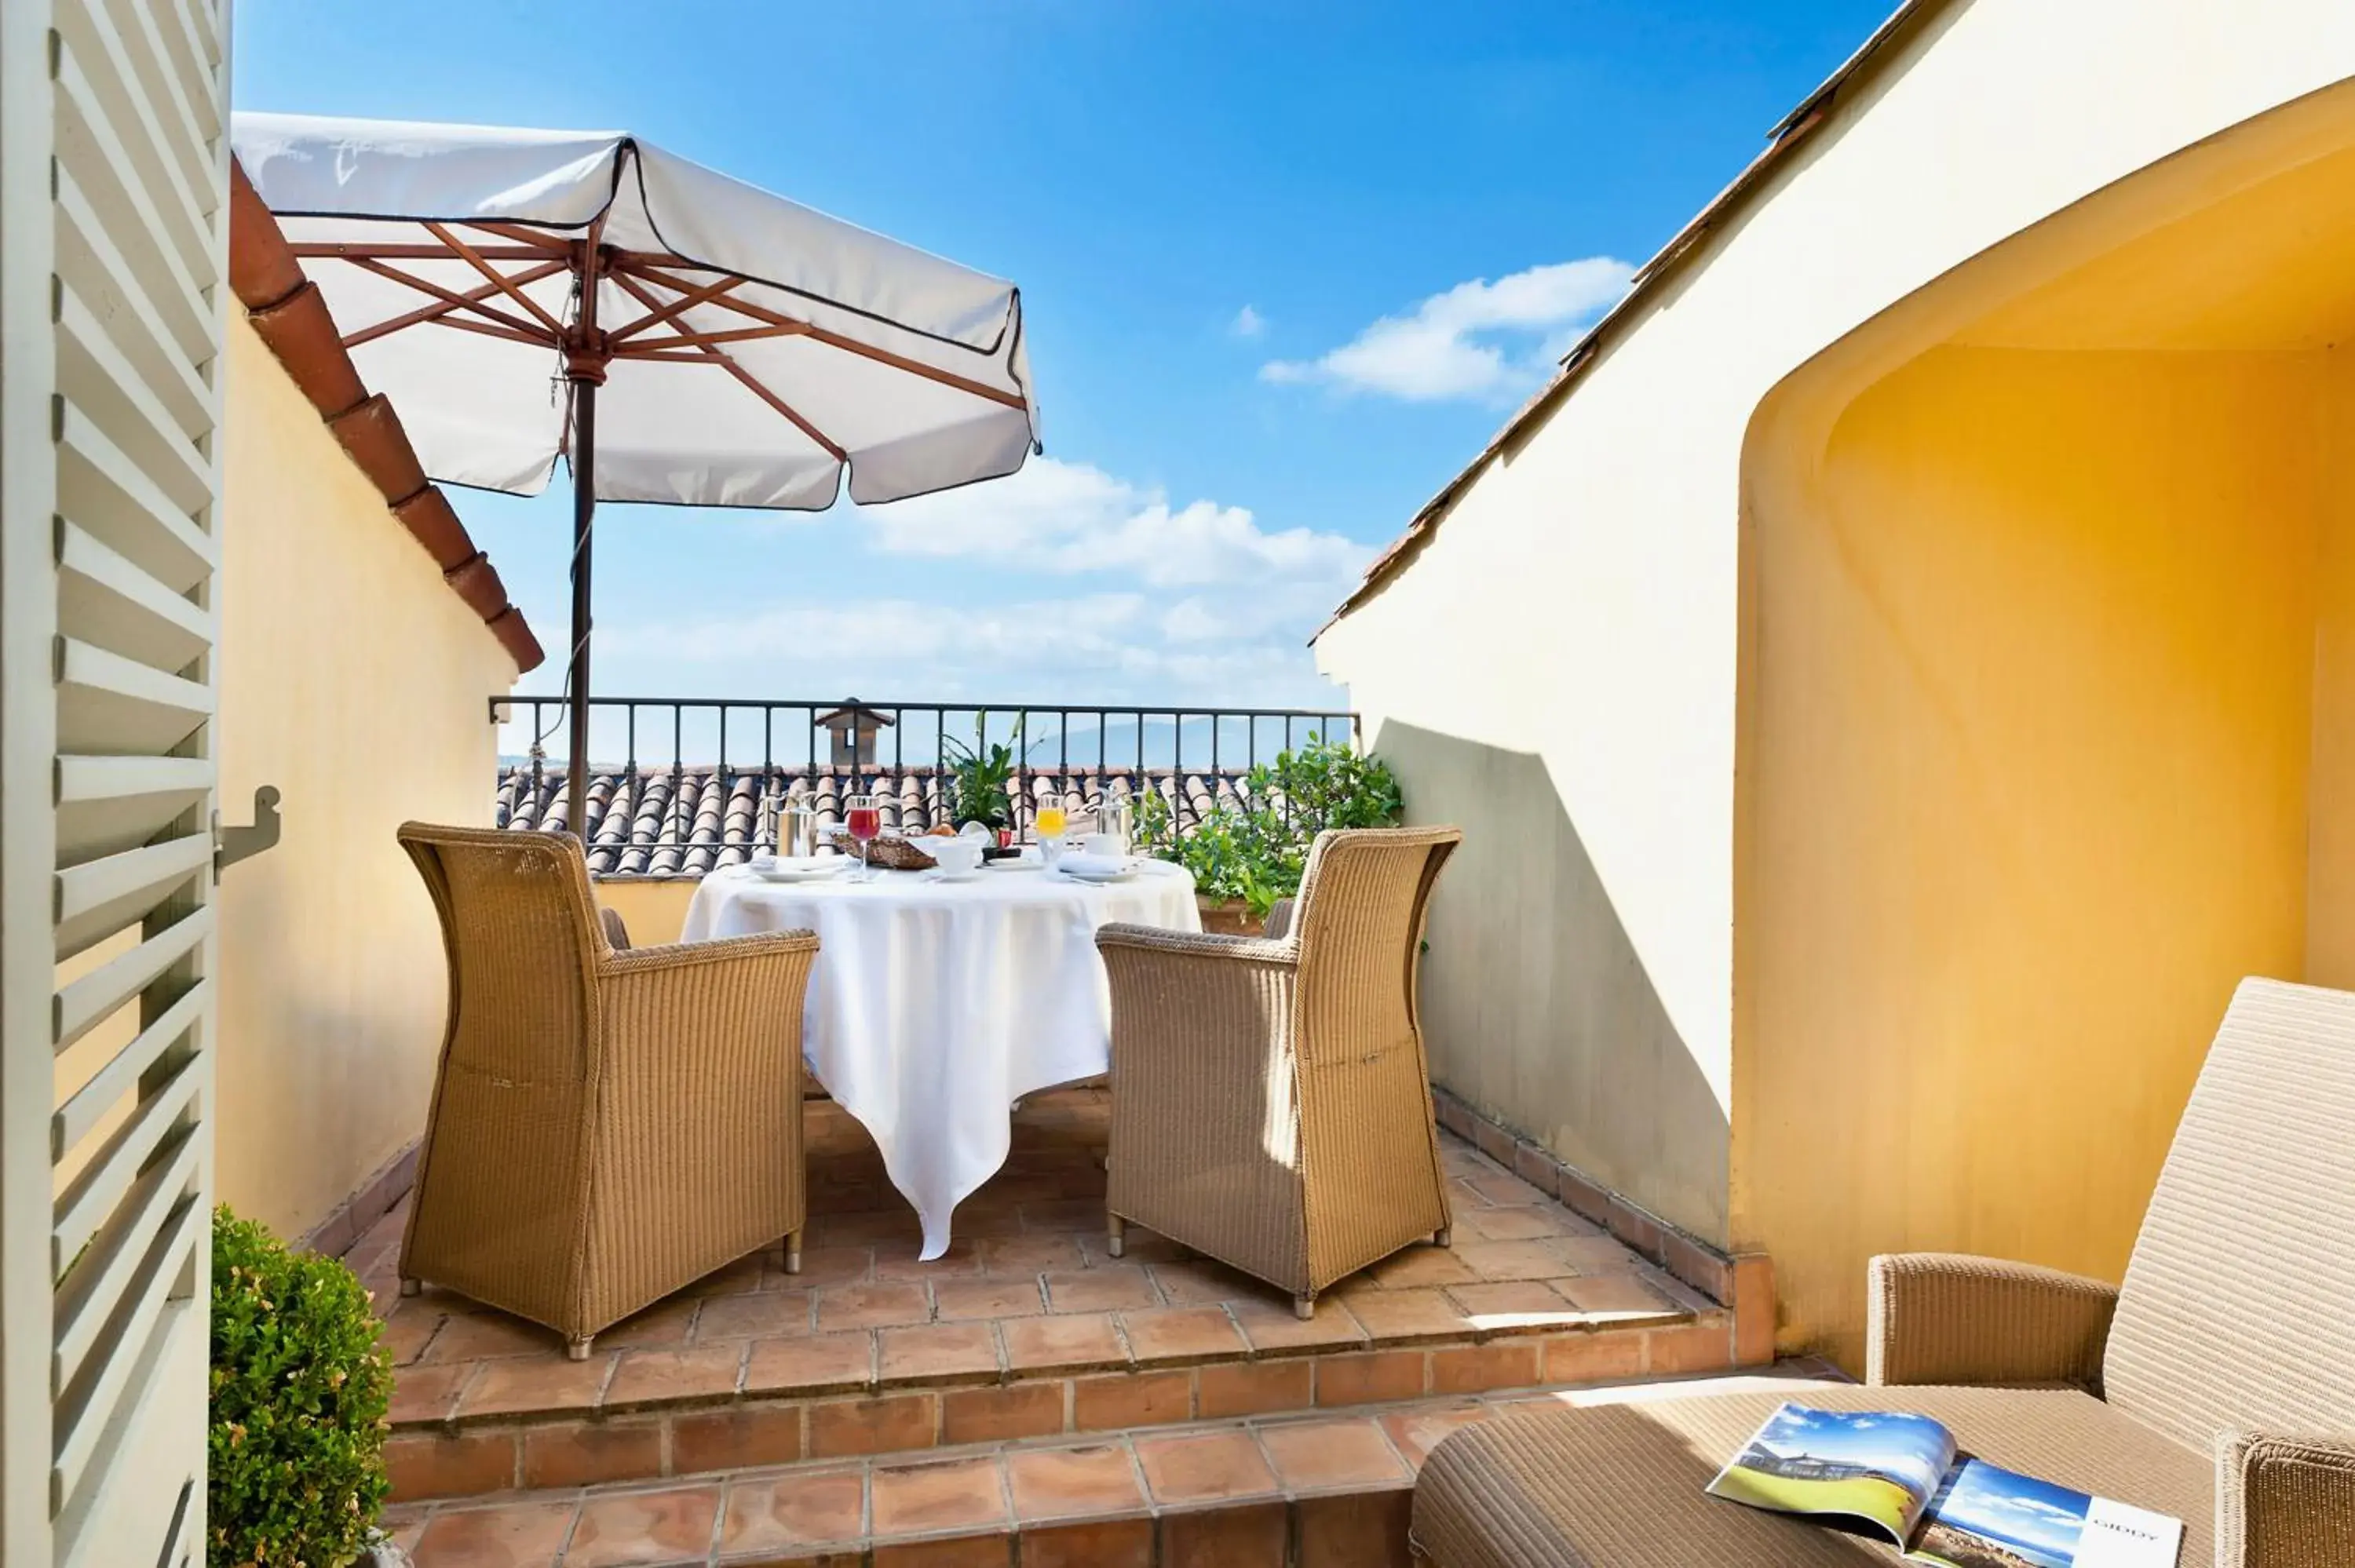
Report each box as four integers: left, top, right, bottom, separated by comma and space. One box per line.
230, 113, 1041, 830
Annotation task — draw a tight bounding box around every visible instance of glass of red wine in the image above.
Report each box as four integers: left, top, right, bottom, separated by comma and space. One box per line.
845, 793, 882, 881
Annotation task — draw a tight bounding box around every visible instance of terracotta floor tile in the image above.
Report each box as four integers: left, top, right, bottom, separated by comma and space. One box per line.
1379, 1403, 1490, 1468
1116, 1307, 1246, 1367
603, 1344, 745, 1409
1341, 1287, 1479, 1346
454, 1354, 613, 1421
410, 1498, 575, 1567
1020, 1198, 1104, 1232
1259, 1418, 1411, 1490
873, 1239, 985, 1281
744, 1331, 876, 1396
878, 1322, 1003, 1387
685, 1253, 769, 1297
980, 1234, 1088, 1274
1146, 1259, 1261, 1307
808, 1391, 941, 1459
692, 1288, 814, 1340
817, 1280, 933, 1332
1006, 1442, 1146, 1521
1196, 1359, 1313, 1419
1042, 1267, 1159, 1314
1456, 1204, 1579, 1242
721, 1466, 867, 1554
1363, 1247, 1479, 1289
930, 1275, 1046, 1321
869, 1455, 1010, 1537
382, 1307, 447, 1367
1455, 1239, 1580, 1282
1224, 1296, 1370, 1356
1000, 1312, 1129, 1377
1443, 1281, 1588, 1335
1460, 1172, 1552, 1208
1551, 1234, 1647, 1274
563, 1483, 721, 1567
422, 1309, 558, 1362
1550, 1273, 1683, 1322
1135, 1430, 1280, 1505
389, 1360, 471, 1426
597, 1293, 702, 1350
790, 1246, 878, 1288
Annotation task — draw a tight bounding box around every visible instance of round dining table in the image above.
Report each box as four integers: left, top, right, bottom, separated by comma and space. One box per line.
681, 854, 1200, 1258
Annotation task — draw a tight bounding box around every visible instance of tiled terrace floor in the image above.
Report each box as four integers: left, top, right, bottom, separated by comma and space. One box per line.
359, 1089, 1765, 1562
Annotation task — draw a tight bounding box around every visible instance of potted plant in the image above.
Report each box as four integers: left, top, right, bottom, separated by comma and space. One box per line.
942, 710, 1022, 840
209, 1206, 396, 1567
1135, 733, 1404, 933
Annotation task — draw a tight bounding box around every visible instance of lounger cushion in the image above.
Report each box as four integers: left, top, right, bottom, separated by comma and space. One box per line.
1413, 1384, 2214, 1568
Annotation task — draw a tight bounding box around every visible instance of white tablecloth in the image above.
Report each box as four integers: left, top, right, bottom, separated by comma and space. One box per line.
681, 857, 1199, 1257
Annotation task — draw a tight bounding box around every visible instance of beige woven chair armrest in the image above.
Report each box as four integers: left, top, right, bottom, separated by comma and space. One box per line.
1865, 1252, 2117, 1389
601, 928, 820, 975
2218, 1431, 2355, 1567
1263, 898, 1297, 940
1095, 921, 1298, 966
598, 905, 632, 950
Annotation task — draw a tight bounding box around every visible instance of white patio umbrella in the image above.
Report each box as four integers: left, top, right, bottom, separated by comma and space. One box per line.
231, 113, 1040, 832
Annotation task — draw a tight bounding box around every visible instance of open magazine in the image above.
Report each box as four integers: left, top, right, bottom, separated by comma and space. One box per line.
1707, 1404, 2182, 1568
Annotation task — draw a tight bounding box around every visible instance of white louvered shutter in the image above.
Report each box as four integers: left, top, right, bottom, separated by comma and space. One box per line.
1, 1, 228, 1563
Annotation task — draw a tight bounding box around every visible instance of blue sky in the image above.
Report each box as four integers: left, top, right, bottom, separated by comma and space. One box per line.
233, 1, 1893, 711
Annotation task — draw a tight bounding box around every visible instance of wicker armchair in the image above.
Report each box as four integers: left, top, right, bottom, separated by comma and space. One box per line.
1096, 825, 1462, 1317
396, 823, 819, 1358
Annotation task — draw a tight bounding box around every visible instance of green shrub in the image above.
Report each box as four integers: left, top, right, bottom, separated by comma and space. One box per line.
1136, 733, 1404, 918
209, 1206, 393, 1568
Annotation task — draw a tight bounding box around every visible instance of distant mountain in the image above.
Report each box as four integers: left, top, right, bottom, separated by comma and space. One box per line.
1021, 715, 1346, 772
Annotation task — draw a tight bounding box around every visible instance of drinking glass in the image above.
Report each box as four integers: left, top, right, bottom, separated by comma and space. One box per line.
845, 793, 882, 881
1035, 797, 1068, 866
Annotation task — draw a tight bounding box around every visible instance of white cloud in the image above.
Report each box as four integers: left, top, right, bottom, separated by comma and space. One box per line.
856, 456, 1367, 589
597, 590, 1345, 709
1261, 256, 1634, 403
1230, 304, 1266, 338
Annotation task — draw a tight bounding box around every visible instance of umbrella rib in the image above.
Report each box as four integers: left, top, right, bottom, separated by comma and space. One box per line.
426, 221, 568, 336
626, 259, 1027, 411
610, 271, 849, 462
341, 257, 569, 349
608, 272, 748, 342
462, 221, 578, 253
425, 315, 565, 348
612, 323, 808, 353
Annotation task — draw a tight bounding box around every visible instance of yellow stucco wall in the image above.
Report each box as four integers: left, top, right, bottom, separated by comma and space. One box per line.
212, 313, 517, 1241
1317, 3, 2355, 1326
594, 879, 696, 949
1737, 346, 2334, 1367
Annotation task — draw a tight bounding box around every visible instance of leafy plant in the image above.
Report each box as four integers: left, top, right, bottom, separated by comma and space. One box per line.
1136, 732, 1404, 919
942, 710, 1023, 830
210, 1206, 393, 1568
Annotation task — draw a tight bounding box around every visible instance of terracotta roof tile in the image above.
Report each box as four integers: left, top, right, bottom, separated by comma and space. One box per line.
496, 764, 1247, 878
227, 159, 543, 673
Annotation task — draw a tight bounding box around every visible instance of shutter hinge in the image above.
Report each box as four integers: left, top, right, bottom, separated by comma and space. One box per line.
214, 786, 281, 874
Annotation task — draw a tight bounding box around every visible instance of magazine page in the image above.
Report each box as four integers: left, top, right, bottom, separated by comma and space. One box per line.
1707, 1403, 1955, 1548
1910, 1458, 2182, 1568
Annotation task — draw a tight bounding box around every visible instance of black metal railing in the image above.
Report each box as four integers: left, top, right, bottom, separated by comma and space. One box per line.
491, 695, 1360, 877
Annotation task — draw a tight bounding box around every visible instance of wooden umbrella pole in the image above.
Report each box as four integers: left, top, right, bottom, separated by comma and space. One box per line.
564, 231, 609, 840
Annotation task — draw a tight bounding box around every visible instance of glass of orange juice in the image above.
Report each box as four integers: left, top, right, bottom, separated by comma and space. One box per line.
1035, 797, 1068, 863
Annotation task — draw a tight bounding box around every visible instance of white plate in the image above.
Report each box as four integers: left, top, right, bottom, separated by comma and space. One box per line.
929, 870, 982, 884
1057, 866, 1137, 884
750, 857, 843, 883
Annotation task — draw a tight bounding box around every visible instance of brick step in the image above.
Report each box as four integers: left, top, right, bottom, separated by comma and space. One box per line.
385, 1300, 1740, 1504
388, 1366, 1846, 1566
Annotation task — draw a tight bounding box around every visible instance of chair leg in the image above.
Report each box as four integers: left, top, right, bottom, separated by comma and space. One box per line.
1106, 1213, 1126, 1260
398, 1278, 422, 1298
565, 1335, 594, 1362
1433, 1225, 1452, 1248
784, 1230, 804, 1276
1293, 1291, 1316, 1322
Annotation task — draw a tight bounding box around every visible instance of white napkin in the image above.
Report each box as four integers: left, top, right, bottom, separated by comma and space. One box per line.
1056, 851, 1126, 877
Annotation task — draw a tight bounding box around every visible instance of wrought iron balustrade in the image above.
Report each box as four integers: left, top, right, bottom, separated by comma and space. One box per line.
491, 695, 1360, 877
